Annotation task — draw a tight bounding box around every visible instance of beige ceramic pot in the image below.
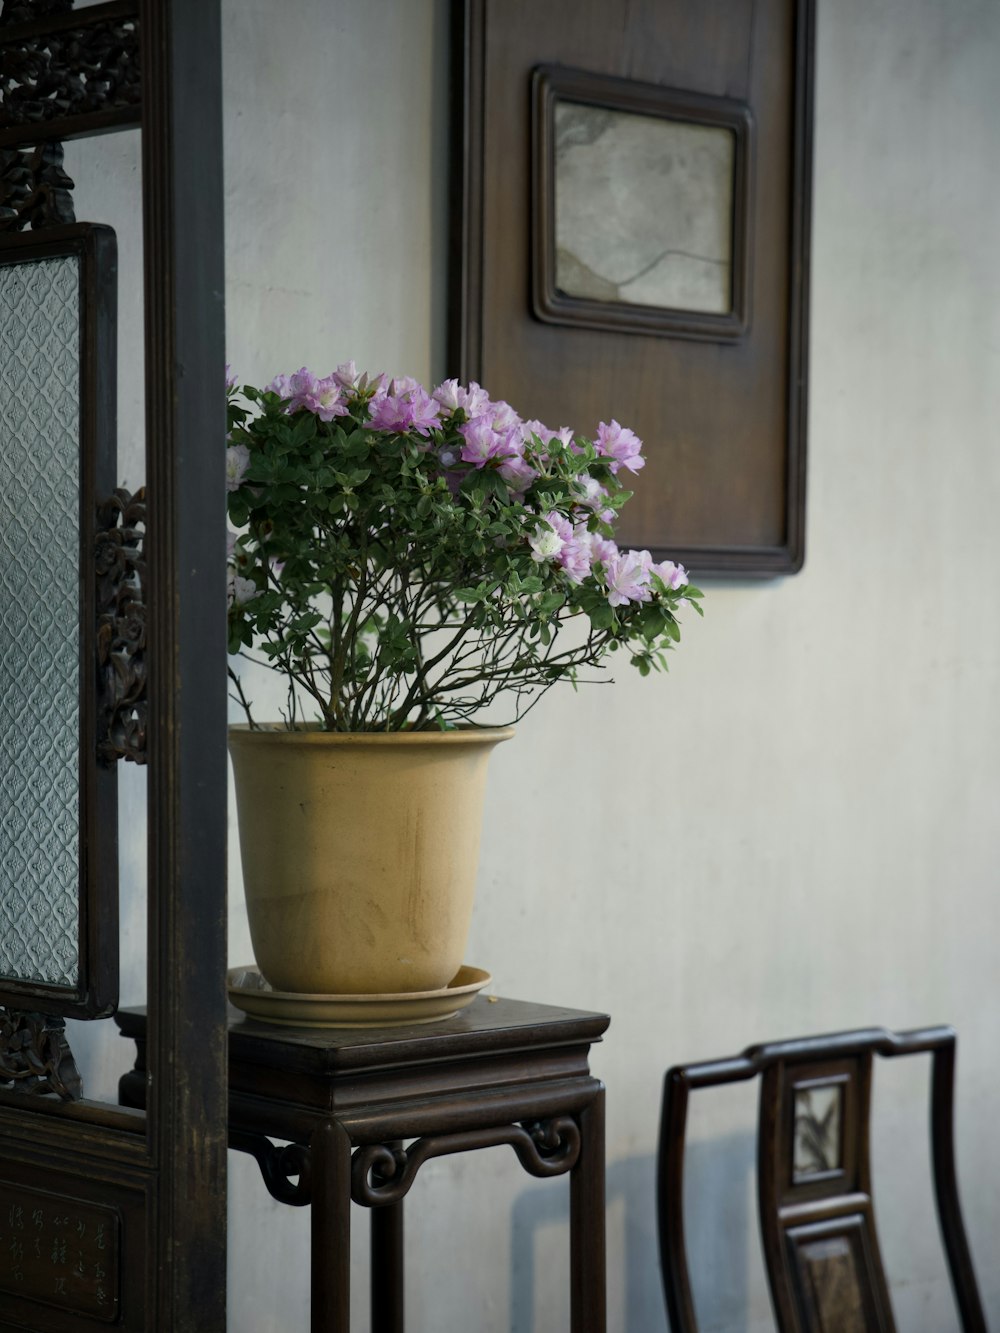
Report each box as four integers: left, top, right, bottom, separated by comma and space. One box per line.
228, 724, 513, 995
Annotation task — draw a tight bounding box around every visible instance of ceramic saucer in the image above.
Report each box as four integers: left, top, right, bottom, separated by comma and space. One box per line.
226, 964, 492, 1029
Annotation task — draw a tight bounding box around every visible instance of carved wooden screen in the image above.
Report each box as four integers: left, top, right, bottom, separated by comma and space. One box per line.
0, 2, 227, 1329
0, 224, 118, 1022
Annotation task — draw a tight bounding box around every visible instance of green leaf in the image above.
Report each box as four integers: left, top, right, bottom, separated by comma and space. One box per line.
587, 602, 614, 631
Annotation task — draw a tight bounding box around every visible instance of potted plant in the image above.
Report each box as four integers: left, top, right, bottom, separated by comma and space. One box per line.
226, 363, 700, 1001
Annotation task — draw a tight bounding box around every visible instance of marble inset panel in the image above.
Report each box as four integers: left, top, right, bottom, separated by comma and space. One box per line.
793, 1083, 843, 1179
553, 100, 735, 315
797, 1233, 869, 1333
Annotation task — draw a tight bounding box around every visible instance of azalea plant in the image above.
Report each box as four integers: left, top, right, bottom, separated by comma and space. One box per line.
225, 363, 702, 731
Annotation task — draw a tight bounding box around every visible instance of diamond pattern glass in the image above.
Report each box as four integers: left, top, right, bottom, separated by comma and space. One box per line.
0, 254, 81, 988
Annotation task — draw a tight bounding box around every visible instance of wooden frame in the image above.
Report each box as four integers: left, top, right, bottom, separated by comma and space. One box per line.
451, 0, 815, 576
0, 1, 228, 1328
532, 65, 753, 343
657, 1027, 988, 1333
0, 222, 118, 1019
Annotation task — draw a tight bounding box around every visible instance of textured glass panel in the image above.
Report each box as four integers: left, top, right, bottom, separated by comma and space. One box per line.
0, 255, 81, 988
554, 101, 735, 313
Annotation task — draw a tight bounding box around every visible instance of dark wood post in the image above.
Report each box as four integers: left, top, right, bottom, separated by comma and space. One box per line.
141, 0, 229, 1326
571, 1088, 607, 1333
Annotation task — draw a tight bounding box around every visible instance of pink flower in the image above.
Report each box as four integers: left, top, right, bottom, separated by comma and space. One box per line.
432, 378, 461, 412
225, 363, 238, 392
595, 420, 644, 474
333, 360, 359, 389
487, 399, 521, 432
651, 559, 688, 591
603, 548, 653, 606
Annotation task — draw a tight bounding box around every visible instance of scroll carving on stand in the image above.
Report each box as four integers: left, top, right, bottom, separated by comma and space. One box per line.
229, 1130, 313, 1207
351, 1116, 582, 1207
233, 1117, 583, 1211
96, 485, 146, 765
0, 1008, 82, 1101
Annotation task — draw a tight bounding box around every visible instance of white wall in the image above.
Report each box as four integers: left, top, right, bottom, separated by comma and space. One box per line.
67, 1, 1000, 1329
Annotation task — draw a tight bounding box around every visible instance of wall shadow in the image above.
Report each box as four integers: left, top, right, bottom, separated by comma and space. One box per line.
510, 1131, 759, 1332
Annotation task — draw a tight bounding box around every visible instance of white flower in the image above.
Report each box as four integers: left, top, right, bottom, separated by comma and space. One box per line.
529, 521, 565, 563
227, 570, 259, 608
226, 443, 250, 492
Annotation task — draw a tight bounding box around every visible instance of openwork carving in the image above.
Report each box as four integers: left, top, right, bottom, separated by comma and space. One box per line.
230, 1130, 313, 1207
351, 1117, 582, 1207
0, 1008, 82, 1100
0, 139, 74, 230
1, 2, 74, 23
0, 2, 140, 135
96, 486, 146, 765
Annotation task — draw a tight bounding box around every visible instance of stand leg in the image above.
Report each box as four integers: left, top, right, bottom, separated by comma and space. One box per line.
371, 1196, 405, 1333
310, 1119, 353, 1333
570, 1089, 606, 1333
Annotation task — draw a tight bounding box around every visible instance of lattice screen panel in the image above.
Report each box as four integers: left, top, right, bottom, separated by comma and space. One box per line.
0, 253, 82, 989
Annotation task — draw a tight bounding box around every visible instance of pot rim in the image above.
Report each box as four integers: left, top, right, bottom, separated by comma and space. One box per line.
228, 722, 515, 747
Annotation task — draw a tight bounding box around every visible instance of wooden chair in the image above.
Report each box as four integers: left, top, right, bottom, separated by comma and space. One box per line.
657, 1027, 988, 1332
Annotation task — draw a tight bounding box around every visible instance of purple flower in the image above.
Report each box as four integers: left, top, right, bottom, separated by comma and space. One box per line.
498, 452, 537, 494
522, 421, 573, 451
311, 376, 349, 421
369, 384, 441, 435
225, 363, 238, 393
265, 371, 292, 397
651, 559, 688, 591
455, 381, 492, 418
595, 420, 645, 474
333, 360, 359, 389
556, 523, 594, 584
603, 548, 653, 607
226, 443, 250, 492
285, 367, 317, 402
458, 419, 516, 468
281, 368, 348, 421
589, 535, 618, 568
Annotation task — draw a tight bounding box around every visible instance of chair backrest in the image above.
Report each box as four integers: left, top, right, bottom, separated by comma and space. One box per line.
657, 1027, 987, 1333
